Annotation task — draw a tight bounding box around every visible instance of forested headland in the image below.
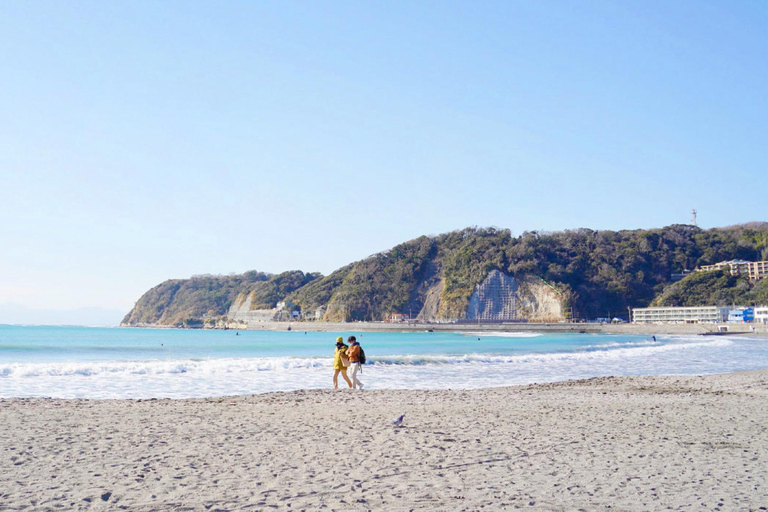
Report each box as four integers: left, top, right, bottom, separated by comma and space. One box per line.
121, 223, 768, 327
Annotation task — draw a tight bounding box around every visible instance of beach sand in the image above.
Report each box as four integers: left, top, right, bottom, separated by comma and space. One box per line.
2, 371, 767, 511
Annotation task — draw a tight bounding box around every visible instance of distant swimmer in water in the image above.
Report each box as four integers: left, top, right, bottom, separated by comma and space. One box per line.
236, 332, 239, 336
652, 335, 656, 341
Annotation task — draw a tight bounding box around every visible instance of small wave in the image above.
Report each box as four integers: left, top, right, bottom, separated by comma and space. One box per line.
0, 357, 332, 379
461, 332, 542, 338
0, 338, 735, 379
579, 340, 662, 350
378, 338, 733, 364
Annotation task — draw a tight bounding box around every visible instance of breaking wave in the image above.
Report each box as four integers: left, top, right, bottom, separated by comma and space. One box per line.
461, 332, 542, 338
0, 337, 734, 379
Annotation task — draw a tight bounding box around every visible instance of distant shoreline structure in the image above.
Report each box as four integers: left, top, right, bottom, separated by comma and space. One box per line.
121, 320, 765, 336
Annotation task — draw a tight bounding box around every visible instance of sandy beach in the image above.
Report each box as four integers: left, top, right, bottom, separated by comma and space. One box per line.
2, 371, 767, 511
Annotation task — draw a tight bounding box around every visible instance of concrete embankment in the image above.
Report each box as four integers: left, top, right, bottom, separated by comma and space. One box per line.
244, 320, 766, 336
246, 321, 602, 334
124, 320, 766, 337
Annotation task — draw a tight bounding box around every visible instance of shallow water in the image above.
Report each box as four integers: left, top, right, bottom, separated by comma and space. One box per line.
1, 325, 765, 398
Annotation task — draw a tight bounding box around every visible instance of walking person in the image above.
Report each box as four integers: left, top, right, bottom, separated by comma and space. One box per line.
346, 335, 364, 390
333, 336, 353, 389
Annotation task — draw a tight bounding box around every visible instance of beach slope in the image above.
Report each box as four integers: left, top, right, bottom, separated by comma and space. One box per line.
2, 371, 767, 510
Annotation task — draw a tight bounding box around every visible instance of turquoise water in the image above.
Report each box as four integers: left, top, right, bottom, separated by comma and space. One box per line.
1, 325, 766, 399
0, 325, 628, 361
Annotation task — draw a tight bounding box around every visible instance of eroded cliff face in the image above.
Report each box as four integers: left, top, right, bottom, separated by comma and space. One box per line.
418, 270, 564, 322
512, 275, 565, 322
416, 279, 444, 321
227, 291, 280, 324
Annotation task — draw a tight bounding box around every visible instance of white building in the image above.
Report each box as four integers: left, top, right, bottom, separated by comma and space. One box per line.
754, 307, 768, 324
632, 306, 729, 324
697, 260, 768, 280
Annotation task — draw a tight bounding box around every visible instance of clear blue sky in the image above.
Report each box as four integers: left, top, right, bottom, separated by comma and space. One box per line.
1, 1, 766, 321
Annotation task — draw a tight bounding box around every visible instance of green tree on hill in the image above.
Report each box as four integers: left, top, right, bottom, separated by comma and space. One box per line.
123, 222, 768, 326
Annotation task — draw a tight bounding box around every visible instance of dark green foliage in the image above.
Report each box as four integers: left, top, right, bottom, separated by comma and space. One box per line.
313, 236, 438, 321
287, 264, 354, 317
122, 271, 270, 327
183, 317, 204, 328
124, 222, 768, 326
437, 227, 512, 318
653, 269, 768, 307
489, 224, 768, 318
651, 270, 742, 307
285, 223, 768, 321
248, 271, 321, 309
745, 278, 768, 305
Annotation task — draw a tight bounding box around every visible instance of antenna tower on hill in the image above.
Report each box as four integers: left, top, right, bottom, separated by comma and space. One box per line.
691, 209, 697, 226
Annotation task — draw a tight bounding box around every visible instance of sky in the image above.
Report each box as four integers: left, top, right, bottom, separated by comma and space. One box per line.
1, 1, 766, 324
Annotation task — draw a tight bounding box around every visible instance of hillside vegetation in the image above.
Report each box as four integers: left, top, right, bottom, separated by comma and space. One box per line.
122, 271, 271, 327
652, 270, 768, 307
122, 222, 768, 327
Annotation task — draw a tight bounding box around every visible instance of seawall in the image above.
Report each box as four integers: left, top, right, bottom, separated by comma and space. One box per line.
122, 320, 767, 336
242, 321, 766, 336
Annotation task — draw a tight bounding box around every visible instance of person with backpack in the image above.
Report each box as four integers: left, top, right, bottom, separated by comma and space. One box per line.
346, 335, 364, 390
332, 336, 353, 389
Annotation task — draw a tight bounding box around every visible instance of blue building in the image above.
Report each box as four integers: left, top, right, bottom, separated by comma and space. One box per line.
728, 308, 754, 323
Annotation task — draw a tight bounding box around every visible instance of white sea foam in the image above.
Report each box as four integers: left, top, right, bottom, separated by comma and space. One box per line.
579, 340, 661, 349
0, 357, 331, 379
0, 337, 732, 380
0, 335, 763, 399
461, 332, 542, 338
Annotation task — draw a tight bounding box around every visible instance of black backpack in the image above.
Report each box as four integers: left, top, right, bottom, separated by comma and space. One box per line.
358, 346, 367, 365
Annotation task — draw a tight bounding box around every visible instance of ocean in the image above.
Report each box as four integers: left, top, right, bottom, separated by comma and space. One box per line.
0, 325, 765, 399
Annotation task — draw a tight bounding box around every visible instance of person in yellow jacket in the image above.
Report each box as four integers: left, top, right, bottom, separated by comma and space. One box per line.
333, 336, 353, 389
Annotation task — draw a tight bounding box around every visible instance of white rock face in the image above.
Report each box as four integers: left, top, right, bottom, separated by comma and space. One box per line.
465, 270, 563, 322
227, 270, 563, 324
227, 292, 280, 324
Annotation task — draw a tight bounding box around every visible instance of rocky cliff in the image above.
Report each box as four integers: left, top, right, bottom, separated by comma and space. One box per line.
466, 270, 563, 322
123, 223, 768, 327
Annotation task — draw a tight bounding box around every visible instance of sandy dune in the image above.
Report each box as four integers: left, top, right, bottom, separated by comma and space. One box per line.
2, 371, 767, 510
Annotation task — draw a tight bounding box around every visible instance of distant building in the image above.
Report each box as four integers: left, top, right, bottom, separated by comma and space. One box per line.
698, 259, 752, 275
754, 307, 768, 324
390, 313, 410, 323
747, 261, 768, 280
274, 301, 300, 321
697, 260, 768, 280
728, 308, 754, 323
632, 306, 729, 324
670, 270, 692, 282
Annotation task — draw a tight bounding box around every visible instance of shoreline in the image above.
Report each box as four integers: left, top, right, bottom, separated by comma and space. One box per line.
124, 320, 768, 337
2, 370, 766, 510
